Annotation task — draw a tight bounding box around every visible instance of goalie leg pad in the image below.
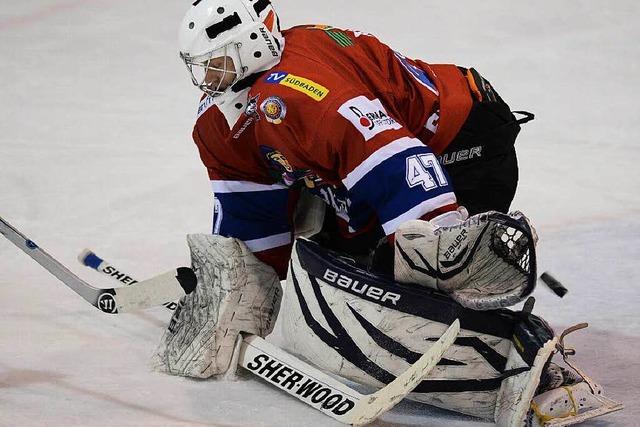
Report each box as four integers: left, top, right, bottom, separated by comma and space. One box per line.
280, 239, 622, 425
151, 234, 281, 378
394, 211, 537, 310
279, 238, 553, 420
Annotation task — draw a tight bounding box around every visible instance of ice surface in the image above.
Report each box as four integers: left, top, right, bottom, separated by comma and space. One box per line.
1, 1, 638, 426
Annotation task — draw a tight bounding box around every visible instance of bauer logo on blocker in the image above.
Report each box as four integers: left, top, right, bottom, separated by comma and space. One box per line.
338, 96, 402, 141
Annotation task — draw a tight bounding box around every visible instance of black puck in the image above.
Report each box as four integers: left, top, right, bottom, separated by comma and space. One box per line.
540, 272, 568, 298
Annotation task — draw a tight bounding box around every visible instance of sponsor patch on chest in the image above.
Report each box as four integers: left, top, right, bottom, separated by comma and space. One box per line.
265, 71, 329, 101
337, 96, 402, 141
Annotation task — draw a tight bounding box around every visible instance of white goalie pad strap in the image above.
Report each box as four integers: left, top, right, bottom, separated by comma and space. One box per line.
494, 337, 558, 426
152, 234, 281, 379
394, 211, 537, 310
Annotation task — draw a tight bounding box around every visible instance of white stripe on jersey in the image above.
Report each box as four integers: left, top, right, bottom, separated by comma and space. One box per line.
244, 232, 292, 252
342, 137, 424, 190
381, 192, 457, 235
212, 180, 288, 193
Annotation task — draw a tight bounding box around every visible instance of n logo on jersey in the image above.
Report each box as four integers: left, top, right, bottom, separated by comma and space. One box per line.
337, 96, 402, 141
266, 72, 288, 83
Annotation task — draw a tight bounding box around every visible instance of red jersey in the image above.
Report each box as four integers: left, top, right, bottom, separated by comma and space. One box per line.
192, 25, 473, 277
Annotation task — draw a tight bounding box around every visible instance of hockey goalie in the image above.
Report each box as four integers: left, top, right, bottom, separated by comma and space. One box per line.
152, 0, 623, 425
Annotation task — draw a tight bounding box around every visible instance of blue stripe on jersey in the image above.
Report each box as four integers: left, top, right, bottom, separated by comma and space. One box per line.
213, 188, 291, 244
348, 145, 455, 229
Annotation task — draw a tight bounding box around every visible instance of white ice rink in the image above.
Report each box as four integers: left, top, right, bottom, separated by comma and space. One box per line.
1, 1, 638, 426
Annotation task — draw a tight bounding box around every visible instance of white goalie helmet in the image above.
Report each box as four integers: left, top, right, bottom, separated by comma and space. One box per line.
178, 0, 284, 98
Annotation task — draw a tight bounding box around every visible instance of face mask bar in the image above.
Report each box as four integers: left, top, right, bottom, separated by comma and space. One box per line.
180, 44, 242, 97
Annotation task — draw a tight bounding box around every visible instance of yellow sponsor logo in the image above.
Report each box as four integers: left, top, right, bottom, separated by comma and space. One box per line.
279, 74, 329, 101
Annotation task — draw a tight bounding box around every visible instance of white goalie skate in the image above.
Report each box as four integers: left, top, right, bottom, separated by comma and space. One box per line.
526, 325, 624, 426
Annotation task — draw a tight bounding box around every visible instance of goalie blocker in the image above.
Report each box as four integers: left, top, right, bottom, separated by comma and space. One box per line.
279, 238, 623, 425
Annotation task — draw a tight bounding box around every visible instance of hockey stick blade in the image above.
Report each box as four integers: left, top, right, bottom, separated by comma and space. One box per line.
0, 215, 193, 314
78, 249, 178, 310
239, 320, 460, 425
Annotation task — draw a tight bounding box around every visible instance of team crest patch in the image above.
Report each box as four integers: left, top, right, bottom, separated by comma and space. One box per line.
260, 146, 321, 188
260, 96, 287, 124
261, 146, 306, 186
264, 71, 329, 102
337, 96, 402, 141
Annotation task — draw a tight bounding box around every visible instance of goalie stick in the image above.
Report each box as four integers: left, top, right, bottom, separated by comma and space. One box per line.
0, 215, 195, 314
75, 247, 461, 425
0, 216, 461, 422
